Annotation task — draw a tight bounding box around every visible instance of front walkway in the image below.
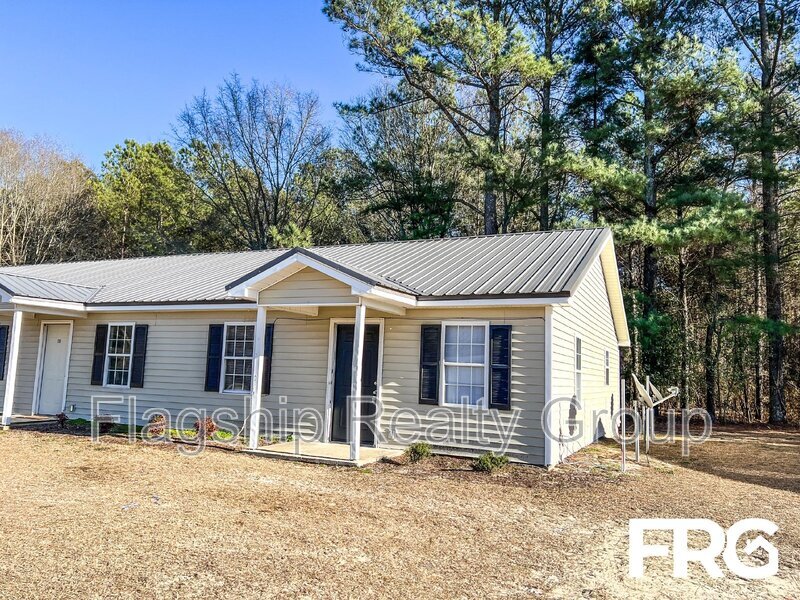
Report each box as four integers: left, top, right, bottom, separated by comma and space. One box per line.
246, 440, 402, 467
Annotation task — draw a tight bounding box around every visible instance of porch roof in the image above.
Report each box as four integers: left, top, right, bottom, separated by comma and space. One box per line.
0, 273, 100, 303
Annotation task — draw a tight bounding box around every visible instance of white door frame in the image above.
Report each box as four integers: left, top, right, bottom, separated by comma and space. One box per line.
324, 317, 384, 446
32, 320, 74, 415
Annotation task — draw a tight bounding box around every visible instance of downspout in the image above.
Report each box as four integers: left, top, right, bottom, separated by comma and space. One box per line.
543, 305, 556, 467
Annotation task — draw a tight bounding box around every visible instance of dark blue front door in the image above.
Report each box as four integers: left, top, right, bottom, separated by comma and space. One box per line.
331, 324, 379, 445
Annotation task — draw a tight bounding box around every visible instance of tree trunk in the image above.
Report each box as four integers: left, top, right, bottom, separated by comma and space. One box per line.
704, 246, 718, 422
482, 3, 503, 236
539, 19, 553, 231
539, 78, 551, 231
642, 90, 658, 377
758, 0, 786, 424
753, 225, 763, 422
704, 322, 716, 421
628, 246, 641, 376
483, 82, 500, 235
678, 247, 689, 408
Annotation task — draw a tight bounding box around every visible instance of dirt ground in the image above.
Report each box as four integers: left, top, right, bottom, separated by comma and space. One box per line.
0, 425, 797, 599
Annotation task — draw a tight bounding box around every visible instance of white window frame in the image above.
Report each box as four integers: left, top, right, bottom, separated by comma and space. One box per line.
575, 335, 583, 402
605, 350, 611, 386
103, 322, 136, 389
220, 321, 256, 395
439, 321, 490, 409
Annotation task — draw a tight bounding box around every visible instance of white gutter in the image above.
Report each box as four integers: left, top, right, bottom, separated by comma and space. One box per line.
10, 296, 87, 315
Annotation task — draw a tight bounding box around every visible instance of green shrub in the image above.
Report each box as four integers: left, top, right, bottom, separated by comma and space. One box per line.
213, 430, 235, 441
405, 442, 433, 463
286, 433, 294, 442
472, 452, 509, 473
168, 428, 198, 439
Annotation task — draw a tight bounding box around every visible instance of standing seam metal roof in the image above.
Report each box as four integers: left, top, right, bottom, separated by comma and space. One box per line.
0, 228, 611, 304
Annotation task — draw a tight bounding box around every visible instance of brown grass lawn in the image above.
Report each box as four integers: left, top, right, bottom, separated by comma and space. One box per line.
0, 425, 797, 599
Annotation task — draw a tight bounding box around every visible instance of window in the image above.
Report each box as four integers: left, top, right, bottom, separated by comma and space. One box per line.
104, 324, 135, 387
221, 323, 255, 393
575, 337, 583, 402
605, 350, 611, 386
442, 322, 489, 406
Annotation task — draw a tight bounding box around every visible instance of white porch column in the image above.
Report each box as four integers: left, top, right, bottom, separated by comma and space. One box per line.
349, 302, 366, 461
248, 306, 268, 450
1, 310, 23, 427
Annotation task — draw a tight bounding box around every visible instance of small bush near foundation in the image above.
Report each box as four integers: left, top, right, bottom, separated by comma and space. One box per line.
213, 430, 235, 441
286, 433, 294, 442
194, 416, 217, 439
56, 413, 68, 428
405, 442, 433, 463
147, 414, 166, 436
472, 452, 509, 473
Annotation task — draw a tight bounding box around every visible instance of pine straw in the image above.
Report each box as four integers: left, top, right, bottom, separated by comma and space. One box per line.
0, 427, 797, 599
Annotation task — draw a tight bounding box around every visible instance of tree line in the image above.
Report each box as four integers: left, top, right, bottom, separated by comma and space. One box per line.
0, 0, 797, 424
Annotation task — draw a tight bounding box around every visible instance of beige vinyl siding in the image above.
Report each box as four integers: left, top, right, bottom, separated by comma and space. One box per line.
258, 268, 357, 305
14, 313, 41, 415
379, 307, 546, 464
55, 305, 545, 463
65, 311, 256, 426
4, 301, 547, 463
61, 310, 332, 437
551, 257, 620, 461
266, 310, 331, 437
0, 313, 46, 416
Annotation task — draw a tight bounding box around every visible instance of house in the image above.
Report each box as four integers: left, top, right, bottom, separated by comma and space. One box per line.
0, 228, 629, 466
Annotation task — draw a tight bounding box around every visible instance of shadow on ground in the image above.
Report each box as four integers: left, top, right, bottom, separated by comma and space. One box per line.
648, 424, 800, 494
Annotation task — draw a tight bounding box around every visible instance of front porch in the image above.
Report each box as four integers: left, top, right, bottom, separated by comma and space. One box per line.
230, 251, 417, 463
1, 298, 86, 427
1, 414, 59, 429
246, 440, 402, 467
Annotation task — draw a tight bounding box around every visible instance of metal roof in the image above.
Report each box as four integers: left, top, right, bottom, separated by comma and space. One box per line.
0, 228, 611, 304
0, 273, 101, 303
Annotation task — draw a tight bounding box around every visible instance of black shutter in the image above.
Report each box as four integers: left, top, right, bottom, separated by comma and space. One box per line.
0, 325, 8, 381
489, 325, 512, 410
205, 324, 224, 392
129, 324, 149, 388
262, 323, 274, 394
90, 324, 109, 386
419, 324, 441, 405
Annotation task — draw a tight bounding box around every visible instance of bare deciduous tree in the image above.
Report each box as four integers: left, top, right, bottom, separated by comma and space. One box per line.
175, 75, 332, 250
0, 130, 97, 266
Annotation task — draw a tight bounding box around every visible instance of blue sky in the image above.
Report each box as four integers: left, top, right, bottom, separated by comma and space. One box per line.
0, 1, 381, 169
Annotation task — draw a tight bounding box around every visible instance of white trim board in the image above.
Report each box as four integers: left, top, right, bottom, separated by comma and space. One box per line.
543, 306, 555, 467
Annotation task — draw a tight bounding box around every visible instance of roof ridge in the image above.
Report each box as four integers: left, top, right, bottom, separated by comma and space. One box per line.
310, 226, 609, 251
0, 227, 609, 270
0, 247, 285, 270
